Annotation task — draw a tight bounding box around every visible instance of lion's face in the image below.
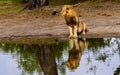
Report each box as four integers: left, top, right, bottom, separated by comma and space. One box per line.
65, 50, 80, 71
65, 59, 79, 71
61, 5, 74, 17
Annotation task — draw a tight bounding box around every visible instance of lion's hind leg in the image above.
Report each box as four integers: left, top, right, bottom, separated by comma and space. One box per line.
77, 25, 83, 34
77, 21, 87, 34
77, 21, 83, 34
82, 22, 87, 34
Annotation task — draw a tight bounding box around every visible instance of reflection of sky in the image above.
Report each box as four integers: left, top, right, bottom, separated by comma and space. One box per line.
65, 38, 120, 75
0, 38, 120, 75
0, 50, 21, 75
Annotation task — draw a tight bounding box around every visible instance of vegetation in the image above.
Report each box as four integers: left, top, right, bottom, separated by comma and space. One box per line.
0, 0, 119, 8
0, 40, 68, 75
1, 38, 120, 74
0, 0, 119, 18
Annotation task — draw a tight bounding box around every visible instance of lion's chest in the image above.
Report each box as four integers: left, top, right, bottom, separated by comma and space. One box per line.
65, 16, 77, 26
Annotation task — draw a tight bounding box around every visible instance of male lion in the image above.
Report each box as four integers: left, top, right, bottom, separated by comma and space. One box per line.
61, 5, 87, 38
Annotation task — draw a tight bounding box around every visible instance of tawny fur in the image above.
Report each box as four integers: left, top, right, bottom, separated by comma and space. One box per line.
65, 38, 87, 71
61, 5, 87, 38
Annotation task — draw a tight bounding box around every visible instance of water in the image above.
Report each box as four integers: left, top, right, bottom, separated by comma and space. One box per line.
0, 38, 120, 75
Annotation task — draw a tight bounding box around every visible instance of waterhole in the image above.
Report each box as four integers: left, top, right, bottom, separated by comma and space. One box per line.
0, 38, 120, 75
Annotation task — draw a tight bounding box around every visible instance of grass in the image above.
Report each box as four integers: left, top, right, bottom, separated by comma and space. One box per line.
0, 3, 24, 17
0, 1, 119, 18
0, 1, 53, 18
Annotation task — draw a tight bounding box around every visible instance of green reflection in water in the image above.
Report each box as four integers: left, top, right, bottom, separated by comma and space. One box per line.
0, 38, 120, 75
0, 43, 41, 75
87, 38, 111, 62
87, 38, 110, 52
0, 39, 68, 75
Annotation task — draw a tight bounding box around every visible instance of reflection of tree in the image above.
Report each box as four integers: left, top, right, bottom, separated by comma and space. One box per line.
96, 53, 108, 62
87, 38, 110, 52
0, 39, 68, 75
0, 43, 41, 75
114, 65, 120, 75
86, 38, 111, 75
86, 38, 111, 62
51, 40, 68, 75
86, 38, 120, 75
2, 38, 120, 75
115, 39, 120, 55
30, 44, 58, 75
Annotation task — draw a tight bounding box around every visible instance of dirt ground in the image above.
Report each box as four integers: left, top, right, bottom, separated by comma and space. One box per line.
0, 2, 120, 42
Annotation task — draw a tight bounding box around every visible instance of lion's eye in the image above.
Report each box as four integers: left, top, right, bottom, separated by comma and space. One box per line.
66, 8, 69, 10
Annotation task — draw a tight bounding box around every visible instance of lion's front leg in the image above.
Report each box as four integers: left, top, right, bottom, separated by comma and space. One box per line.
68, 26, 74, 38
73, 25, 78, 38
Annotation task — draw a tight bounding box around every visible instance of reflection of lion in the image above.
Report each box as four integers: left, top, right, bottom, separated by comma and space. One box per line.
61, 5, 87, 38
65, 38, 87, 71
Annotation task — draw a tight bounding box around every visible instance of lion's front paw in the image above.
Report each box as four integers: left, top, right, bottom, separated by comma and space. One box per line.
73, 35, 78, 39
69, 35, 73, 38
69, 35, 78, 39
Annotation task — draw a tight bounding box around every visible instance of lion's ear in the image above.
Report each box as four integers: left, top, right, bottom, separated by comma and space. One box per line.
69, 6, 74, 9
65, 61, 69, 66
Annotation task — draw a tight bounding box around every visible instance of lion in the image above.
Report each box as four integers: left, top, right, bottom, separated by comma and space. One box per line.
65, 38, 87, 71
61, 5, 87, 38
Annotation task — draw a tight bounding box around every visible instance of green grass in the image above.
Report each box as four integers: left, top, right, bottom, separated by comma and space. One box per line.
0, 2, 25, 17
0, 0, 119, 18
0, 1, 53, 18
0, 0, 24, 3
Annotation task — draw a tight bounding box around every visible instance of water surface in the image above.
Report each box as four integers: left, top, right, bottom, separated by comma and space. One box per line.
0, 38, 120, 75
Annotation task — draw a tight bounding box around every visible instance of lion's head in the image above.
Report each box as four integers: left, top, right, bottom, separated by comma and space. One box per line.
61, 5, 77, 17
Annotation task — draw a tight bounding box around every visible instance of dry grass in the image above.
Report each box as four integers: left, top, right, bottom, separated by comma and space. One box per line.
0, 1, 119, 19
